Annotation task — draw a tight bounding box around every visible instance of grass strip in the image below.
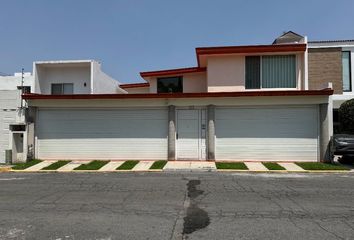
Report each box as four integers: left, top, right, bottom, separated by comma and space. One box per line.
216, 162, 248, 170
42, 160, 71, 170
74, 160, 109, 170
150, 160, 167, 170
263, 162, 286, 170
296, 162, 350, 171
117, 160, 139, 170
12, 159, 42, 170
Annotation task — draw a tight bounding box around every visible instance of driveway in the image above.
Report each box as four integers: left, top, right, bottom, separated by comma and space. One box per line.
0, 172, 353, 239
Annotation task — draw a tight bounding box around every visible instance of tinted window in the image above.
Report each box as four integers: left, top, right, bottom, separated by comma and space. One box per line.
51, 83, 74, 95
245, 56, 261, 89
157, 77, 183, 93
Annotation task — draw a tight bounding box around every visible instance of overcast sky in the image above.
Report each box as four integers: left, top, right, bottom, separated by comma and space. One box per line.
1, 0, 354, 83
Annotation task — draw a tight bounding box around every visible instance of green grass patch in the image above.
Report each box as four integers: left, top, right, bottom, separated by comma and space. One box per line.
296, 162, 350, 171
216, 162, 248, 170
74, 160, 109, 170
42, 160, 71, 170
263, 162, 286, 170
117, 160, 139, 170
150, 160, 167, 170
12, 159, 42, 170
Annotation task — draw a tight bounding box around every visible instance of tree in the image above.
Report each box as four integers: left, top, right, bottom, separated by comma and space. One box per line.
339, 98, 354, 134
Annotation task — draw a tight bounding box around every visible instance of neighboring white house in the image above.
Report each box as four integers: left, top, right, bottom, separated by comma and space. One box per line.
0, 60, 124, 163
33, 60, 126, 94
23, 33, 333, 163
0, 72, 33, 163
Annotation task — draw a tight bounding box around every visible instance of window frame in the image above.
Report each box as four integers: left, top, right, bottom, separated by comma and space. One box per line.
157, 76, 183, 93
245, 54, 298, 90
51, 83, 74, 95
342, 51, 352, 92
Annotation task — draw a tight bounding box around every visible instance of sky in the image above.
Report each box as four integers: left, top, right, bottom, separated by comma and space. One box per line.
1, 0, 354, 83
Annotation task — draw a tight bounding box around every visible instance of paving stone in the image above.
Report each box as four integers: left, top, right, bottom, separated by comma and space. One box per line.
244, 162, 269, 171
24, 161, 55, 171
278, 162, 305, 171
164, 161, 191, 170
57, 161, 90, 171
132, 161, 154, 171
190, 162, 216, 171
98, 161, 124, 171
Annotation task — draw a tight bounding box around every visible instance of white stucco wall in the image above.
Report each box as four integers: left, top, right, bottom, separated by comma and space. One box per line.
92, 61, 126, 94
207, 55, 245, 92
35, 64, 91, 94
0, 74, 33, 91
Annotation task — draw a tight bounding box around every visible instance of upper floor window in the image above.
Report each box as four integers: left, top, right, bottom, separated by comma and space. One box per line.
157, 76, 183, 93
51, 83, 74, 95
246, 55, 296, 89
342, 51, 352, 92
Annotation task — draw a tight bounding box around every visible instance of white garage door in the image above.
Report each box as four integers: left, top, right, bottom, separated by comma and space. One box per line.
37, 108, 168, 160
216, 106, 319, 161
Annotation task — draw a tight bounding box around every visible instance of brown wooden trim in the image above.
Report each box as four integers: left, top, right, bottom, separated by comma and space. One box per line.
140, 67, 206, 77
120, 83, 150, 89
23, 89, 333, 100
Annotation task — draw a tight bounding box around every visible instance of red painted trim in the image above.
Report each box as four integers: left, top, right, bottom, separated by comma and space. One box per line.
196, 43, 306, 66
23, 89, 333, 100
140, 67, 206, 78
196, 44, 306, 55
120, 83, 150, 89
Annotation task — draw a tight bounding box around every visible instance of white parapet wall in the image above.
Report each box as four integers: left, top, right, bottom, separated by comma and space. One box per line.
91, 61, 126, 94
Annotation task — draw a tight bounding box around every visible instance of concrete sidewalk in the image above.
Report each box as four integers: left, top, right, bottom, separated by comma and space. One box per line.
5, 160, 353, 173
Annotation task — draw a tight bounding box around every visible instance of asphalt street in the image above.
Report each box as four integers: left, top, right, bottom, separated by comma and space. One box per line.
0, 172, 354, 240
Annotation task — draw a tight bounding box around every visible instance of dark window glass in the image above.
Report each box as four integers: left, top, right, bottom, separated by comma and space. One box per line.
342, 51, 352, 92
157, 77, 183, 93
245, 56, 261, 89
51, 83, 74, 95
23, 86, 31, 94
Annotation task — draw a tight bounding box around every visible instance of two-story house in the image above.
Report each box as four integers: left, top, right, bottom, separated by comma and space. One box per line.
4, 60, 125, 163
23, 34, 333, 163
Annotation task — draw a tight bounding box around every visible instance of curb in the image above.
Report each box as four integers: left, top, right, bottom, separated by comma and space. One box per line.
0, 167, 11, 173
216, 169, 351, 173
10, 169, 164, 173
7, 169, 352, 174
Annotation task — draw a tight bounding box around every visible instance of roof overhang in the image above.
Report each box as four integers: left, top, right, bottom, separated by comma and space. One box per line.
120, 83, 150, 89
23, 89, 333, 100
196, 43, 307, 67
140, 67, 206, 78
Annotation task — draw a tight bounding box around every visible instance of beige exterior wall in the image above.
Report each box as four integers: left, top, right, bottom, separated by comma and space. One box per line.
207, 55, 245, 92
206, 53, 304, 92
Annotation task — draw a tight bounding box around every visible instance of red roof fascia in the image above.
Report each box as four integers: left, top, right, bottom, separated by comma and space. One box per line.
120, 83, 150, 89
23, 89, 333, 100
140, 67, 206, 78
